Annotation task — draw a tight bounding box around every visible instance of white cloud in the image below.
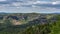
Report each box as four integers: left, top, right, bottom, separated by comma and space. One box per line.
0, 0, 60, 13
11, 2, 21, 7
51, 1, 60, 5
33, 1, 51, 4
52, 2, 57, 5
0, 0, 7, 2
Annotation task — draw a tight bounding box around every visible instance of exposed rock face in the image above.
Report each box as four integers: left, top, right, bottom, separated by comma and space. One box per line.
7, 16, 19, 20
0, 16, 3, 20
12, 20, 22, 25
0, 14, 56, 25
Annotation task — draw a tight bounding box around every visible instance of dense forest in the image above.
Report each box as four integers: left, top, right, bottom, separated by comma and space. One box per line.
0, 13, 60, 34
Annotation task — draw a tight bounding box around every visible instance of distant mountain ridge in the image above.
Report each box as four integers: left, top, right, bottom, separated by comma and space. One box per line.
0, 12, 60, 14
0, 12, 7, 14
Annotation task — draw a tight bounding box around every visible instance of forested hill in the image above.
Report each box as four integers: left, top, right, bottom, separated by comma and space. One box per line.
0, 13, 59, 34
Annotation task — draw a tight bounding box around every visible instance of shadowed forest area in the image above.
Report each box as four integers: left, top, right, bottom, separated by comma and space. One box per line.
0, 13, 60, 34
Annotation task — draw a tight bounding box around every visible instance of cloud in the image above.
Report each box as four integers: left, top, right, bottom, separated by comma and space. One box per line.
33, 1, 51, 4
0, 0, 7, 2
0, 0, 60, 13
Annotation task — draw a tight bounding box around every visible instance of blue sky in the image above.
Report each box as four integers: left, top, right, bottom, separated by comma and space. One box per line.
0, 0, 60, 13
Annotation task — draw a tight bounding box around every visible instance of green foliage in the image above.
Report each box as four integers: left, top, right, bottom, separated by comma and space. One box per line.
50, 15, 60, 34
4, 19, 12, 26
21, 24, 51, 34
0, 14, 59, 34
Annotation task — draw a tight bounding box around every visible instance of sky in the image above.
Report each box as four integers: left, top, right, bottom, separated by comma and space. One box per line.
0, 0, 60, 13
